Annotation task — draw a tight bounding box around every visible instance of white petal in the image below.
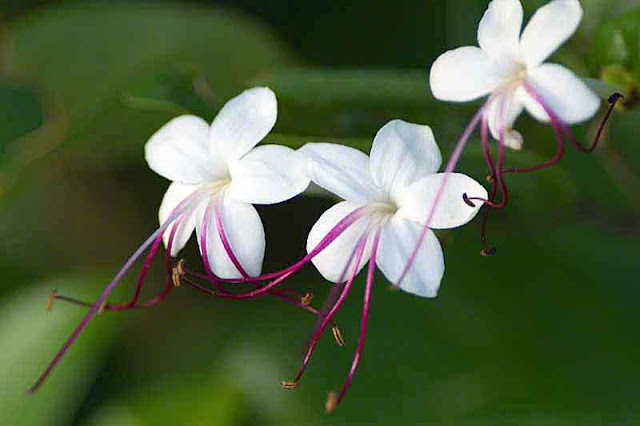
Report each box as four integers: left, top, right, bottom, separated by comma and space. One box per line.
376, 217, 444, 298
397, 173, 487, 230
370, 120, 442, 199
227, 145, 310, 205
145, 115, 227, 184
299, 143, 382, 203
210, 87, 277, 163
196, 196, 265, 279
523, 64, 600, 124
486, 90, 525, 149
478, 0, 523, 60
519, 0, 583, 68
158, 182, 202, 256
307, 201, 373, 283
429, 46, 503, 102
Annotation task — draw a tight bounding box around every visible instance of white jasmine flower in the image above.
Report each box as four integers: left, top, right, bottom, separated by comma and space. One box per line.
287, 119, 486, 411
145, 87, 309, 278
301, 119, 487, 297
430, 0, 599, 150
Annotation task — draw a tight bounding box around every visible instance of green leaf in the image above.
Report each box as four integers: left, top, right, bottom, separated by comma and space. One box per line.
1, 2, 296, 170
253, 68, 475, 143
591, 8, 640, 106
0, 79, 46, 198
0, 275, 120, 426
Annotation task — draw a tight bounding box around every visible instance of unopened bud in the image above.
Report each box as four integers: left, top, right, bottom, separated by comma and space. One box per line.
332, 325, 345, 347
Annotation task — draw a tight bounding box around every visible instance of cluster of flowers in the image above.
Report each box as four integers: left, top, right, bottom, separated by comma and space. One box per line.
32, 0, 621, 412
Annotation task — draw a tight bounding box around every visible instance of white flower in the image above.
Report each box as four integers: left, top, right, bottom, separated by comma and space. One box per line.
430, 0, 599, 150
145, 87, 309, 278
300, 120, 488, 297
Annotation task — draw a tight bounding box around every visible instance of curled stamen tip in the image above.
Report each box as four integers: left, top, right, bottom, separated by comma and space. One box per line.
325, 391, 338, 413
608, 92, 624, 104
45, 290, 57, 312
280, 380, 299, 390
332, 325, 346, 347
300, 292, 313, 306
97, 300, 108, 315
462, 193, 476, 208
480, 247, 497, 257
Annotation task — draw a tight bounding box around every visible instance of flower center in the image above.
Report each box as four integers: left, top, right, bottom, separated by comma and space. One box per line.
366, 201, 398, 225
501, 58, 528, 89
206, 177, 231, 196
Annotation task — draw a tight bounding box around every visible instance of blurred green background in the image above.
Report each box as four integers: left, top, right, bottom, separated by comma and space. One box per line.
1, 0, 639, 424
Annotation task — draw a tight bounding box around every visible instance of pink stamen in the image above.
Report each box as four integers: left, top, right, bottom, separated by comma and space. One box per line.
396, 101, 489, 287
222, 206, 369, 284
330, 228, 382, 412
291, 230, 370, 384
28, 190, 204, 393
214, 199, 250, 279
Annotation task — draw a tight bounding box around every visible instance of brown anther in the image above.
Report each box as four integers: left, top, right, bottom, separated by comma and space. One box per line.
480, 247, 497, 257
486, 174, 494, 183
300, 292, 313, 306
172, 259, 186, 287
45, 290, 57, 312
325, 391, 338, 413
332, 325, 346, 347
97, 300, 108, 315
280, 380, 299, 390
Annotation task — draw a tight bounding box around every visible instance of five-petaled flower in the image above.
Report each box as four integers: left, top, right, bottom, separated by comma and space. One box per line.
293, 119, 487, 410
302, 119, 487, 296
430, 0, 599, 150
145, 87, 309, 278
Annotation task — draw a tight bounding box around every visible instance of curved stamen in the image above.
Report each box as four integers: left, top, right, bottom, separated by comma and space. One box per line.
479, 115, 499, 256
462, 193, 503, 209
221, 206, 369, 284
28, 190, 206, 393
559, 92, 623, 154
283, 230, 371, 388
396, 101, 489, 287
214, 200, 250, 279
329, 228, 382, 412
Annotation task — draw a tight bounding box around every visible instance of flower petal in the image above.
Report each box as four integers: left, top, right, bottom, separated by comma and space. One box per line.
227, 145, 310, 205
478, 0, 523, 60
299, 143, 382, 203
196, 196, 265, 279
209, 87, 277, 163
158, 182, 202, 256
370, 119, 442, 199
523, 63, 600, 124
430, 46, 503, 102
376, 216, 444, 298
486, 90, 525, 149
145, 115, 226, 184
397, 173, 487, 230
307, 201, 373, 283
519, 0, 583, 68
